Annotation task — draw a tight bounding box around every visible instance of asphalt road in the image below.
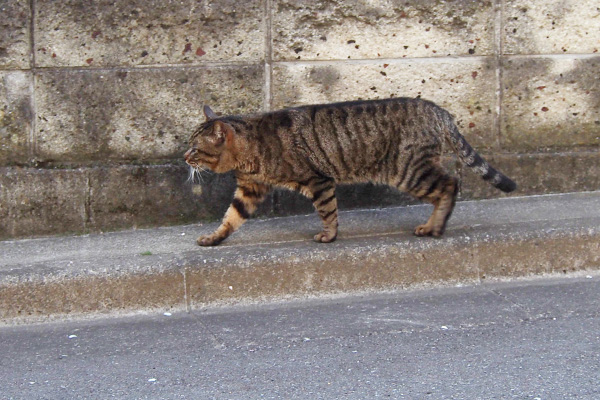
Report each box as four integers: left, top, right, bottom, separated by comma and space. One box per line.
1, 273, 599, 399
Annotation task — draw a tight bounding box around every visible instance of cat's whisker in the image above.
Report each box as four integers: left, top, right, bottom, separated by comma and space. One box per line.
195, 167, 206, 184
186, 165, 209, 185
187, 166, 200, 184
186, 166, 196, 184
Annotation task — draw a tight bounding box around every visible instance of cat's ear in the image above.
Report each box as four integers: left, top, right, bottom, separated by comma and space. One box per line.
203, 105, 218, 121
213, 120, 235, 147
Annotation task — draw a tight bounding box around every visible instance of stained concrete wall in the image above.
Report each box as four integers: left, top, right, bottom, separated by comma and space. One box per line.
0, 0, 599, 239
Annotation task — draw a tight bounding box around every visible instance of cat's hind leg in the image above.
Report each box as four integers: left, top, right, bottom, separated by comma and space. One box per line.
197, 182, 270, 246
304, 177, 338, 243
396, 163, 459, 237
413, 171, 458, 237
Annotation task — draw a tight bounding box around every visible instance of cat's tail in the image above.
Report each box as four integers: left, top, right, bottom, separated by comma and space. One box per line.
443, 115, 517, 193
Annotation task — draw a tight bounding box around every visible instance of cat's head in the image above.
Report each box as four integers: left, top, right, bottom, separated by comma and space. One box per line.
184, 106, 237, 173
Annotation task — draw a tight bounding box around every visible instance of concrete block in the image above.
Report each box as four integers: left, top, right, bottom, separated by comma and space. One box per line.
476, 235, 595, 279
34, 0, 265, 67
460, 151, 600, 200
504, 0, 600, 55
88, 165, 237, 231
272, 0, 494, 61
0, 0, 30, 69
183, 238, 481, 308
0, 271, 185, 320
0, 71, 31, 165
0, 167, 87, 239
273, 59, 498, 150
35, 65, 264, 162
0, 174, 8, 238
184, 226, 600, 307
502, 56, 600, 151
87, 164, 277, 234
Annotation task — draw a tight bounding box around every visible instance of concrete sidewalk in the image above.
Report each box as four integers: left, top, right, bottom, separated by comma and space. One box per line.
1, 191, 599, 324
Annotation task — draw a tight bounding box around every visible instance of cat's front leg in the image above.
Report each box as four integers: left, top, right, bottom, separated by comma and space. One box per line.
307, 178, 338, 243
197, 183, 270, 246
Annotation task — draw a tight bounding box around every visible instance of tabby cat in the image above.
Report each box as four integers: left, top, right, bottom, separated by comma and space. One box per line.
184, 98, 516, 246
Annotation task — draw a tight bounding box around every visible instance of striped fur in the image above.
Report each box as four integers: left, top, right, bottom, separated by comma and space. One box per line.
185, 99, 516, 246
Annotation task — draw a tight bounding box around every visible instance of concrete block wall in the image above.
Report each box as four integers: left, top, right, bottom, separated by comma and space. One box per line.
1, 0, 598, 239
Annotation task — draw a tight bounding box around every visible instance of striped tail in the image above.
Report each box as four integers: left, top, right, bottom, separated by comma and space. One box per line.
445, 120, 517, 193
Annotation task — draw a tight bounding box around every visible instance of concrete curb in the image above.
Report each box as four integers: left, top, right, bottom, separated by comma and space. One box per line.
1, 192, 599, 324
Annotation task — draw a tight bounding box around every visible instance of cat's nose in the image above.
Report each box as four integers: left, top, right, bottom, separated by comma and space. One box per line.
184, 149, 193, 161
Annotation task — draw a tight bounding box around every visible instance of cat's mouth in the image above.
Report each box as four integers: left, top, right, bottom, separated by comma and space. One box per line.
184, 149, 217, 170
186, 159, 216, 172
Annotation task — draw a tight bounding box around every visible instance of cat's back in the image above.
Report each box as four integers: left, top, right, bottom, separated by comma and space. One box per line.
301, 97, 446, 138
291, 97, 445, 180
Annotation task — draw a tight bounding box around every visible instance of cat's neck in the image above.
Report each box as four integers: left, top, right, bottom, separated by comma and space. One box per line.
231, 135, 259, 174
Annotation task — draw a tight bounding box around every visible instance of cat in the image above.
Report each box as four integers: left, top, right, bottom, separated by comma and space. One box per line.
184, 98, 516, 246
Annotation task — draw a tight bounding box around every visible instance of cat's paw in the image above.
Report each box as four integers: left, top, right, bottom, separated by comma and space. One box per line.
197, 234, 223, 246
313, 231, 337, 243
414, 224, 434, 237
413, 224, 443, 237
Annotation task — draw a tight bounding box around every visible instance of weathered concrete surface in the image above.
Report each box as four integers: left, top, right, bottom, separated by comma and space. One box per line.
503, 0, 600, 55
35, 65, 263, 162
0, 192, 598, 324
0, 71, 31, 165
0, 0, 30, 69
1, 275, 599, 398
35, 0, 265, 67
87, 164, 230, 231
0, 164, 235, 239
0, 167, 88, 238
273, 0, 495, 61
460, 151, 600, 199
502, 56, 600, 151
